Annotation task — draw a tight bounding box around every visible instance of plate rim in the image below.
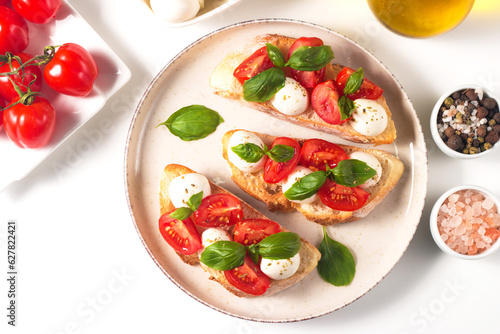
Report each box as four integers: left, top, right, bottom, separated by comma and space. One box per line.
123, 18, 428, 323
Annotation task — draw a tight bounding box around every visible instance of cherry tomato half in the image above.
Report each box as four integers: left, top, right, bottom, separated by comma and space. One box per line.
311, 80, 344, 125
224, 256, 271, 296
3, 97, 56, 148
288, 37, 326, 89
233, 46, 275, 85
336, 67, 383, 100
263, 137, 301, 184
43, 43, 98, 97
193, 193, 243, 227
300, 139, 348, 171
0, 53, 43, 102
12, 0, 61, 24
158, 211, 202, 255
233, 219, 281, 246
318, 179, 370, 211
0, 6, 29, 54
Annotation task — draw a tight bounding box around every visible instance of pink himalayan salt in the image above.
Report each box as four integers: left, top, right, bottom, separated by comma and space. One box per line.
436, 189, 500, 255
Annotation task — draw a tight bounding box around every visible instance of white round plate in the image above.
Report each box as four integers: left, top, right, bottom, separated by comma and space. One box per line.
124, 19, 428, 322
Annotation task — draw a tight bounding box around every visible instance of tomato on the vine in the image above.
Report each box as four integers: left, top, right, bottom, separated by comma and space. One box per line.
0, 53, 43, 102
43, 43, 98, 97
288, 37, 326, 89
0, 6, 29, 54
318, 179, 369, 211
336, 67, 383, 100
299, 138, 348, 171
3, 96, 56, 148
263, 137, 301, 184
0, 98, 5, 131
158, 211, 202, 255
193, 193, 243, 227
0, 0, 10, 6
12, 0, 61, 24
233, 219, 281, 246
233, 46, 275, 85
224, 256, 271, 296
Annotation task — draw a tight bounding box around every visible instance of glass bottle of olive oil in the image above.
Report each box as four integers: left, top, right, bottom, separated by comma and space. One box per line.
367, 0, 475, 38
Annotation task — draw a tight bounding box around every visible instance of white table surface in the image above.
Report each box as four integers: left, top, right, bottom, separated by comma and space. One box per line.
2, 0, 500, 333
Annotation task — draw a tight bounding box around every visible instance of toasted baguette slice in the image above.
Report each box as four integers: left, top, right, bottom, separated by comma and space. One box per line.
159, 164, 321, 298
222, 130, 404, 225
210, 34, 396, 145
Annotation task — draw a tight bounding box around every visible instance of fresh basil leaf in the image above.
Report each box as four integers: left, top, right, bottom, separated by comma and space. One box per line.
247, 244, 260, 265
266, 144, 294, 163
338, 95, 355, 121
284, 171, 327, 201
243, 67, 286, 102
168, 207, 193, 221
286, 45, 334, 71
266, 43, 285, 68
200, 241, 246, 271
231, 143, 266, 163
332, 159, 376, 187
186, 191, 203, 212
257, 232, 301, 260
343, 67, 364, 95
158, 105, 224, 141
317, 227, 355, 286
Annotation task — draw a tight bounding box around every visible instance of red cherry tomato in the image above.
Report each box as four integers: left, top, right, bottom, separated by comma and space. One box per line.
43, 43, 98, 97
311, 79, 344, 125
233, 46, 275, 85
3, 96, 56, 148
336, 67, 383, 100
318, 179, 370, 211
0, 53, 43, 101
12, 0, 61, 24
0, 98, 5, 131
0, 6, 29, 54
233, 219, 281, 246
288, 37, 326, 89
158, 211, 202, 255
299, 139, 348, 171
263, 137, 301, 184
193, 193, 243, 227
0, 1, 10, 6
224, 256, 271, 296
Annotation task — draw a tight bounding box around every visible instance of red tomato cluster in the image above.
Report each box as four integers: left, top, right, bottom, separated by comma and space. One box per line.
0, 1, 98, 149
233, 37, 384, 126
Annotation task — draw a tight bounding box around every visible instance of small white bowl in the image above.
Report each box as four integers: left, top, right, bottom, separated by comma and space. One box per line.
430, 84, 500, 159
430, 185, 500, 259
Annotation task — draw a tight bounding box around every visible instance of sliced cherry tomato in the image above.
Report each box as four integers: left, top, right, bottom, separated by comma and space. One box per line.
43, 43, 98, 97
263, 137, 301, 184
193, 193, 243, 227
224, 256, 271, 295
300, 139, 348, 171
3, 96, 56, 148
158, 211, 202, 255
12, 0, 61, 24
311, 80, 344, 125
336, 67, 383, 100
0, 6, 29, 54
233, 46, 275, 85
0, 53, 43, 102
233, 219, 281, 246
288, 37, 326, 89
318, 179, 370, 211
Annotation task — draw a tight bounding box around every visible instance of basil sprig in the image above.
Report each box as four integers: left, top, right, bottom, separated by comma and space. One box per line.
169, 191, 203, 220
337, 68, 364, 120
242, 42, 334, 102
158, 105, 224, 141
317, 227, 355, 286
283, 160, 376, 201
231, 143, 294, 163
200, 231, 301, 271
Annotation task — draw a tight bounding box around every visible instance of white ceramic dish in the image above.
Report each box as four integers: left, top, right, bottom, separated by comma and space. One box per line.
430, 185, 500, 259
144, 0, 242, 28
0, 0, 131, 192
430, 84, 500, 159
124, 19, 428, 322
